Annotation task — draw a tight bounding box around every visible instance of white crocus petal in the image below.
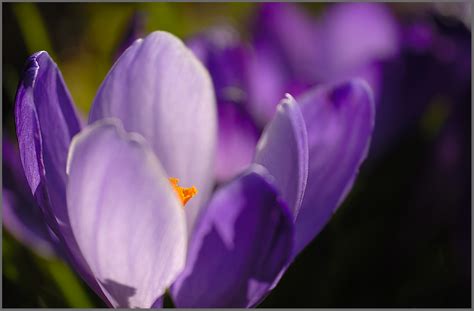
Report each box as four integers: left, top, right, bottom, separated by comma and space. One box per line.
89, 31, 217, 234
66, 118, 187, 308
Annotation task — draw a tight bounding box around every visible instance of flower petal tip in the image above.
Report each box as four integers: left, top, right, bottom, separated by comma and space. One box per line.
21, 51, 49, 88
66, 117, 151, 176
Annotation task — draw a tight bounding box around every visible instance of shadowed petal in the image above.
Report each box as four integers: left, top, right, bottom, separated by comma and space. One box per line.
294, 79, 375, 254
186, 28, 260, 183
171, 165, 294, 307
255, 95, 308, 219
14, 51, 82, 228
66, 119, 187, 308
89, 31, 217, 233
215, 101, 259, 183
2, 138, 57, 257
187, 26, 249, 103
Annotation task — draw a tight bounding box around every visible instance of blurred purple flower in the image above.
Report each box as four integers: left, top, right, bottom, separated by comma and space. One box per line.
186, 3, 398, 183
191, 2, 470, 180
248, 2, 399, 123
13, 29, 375, 308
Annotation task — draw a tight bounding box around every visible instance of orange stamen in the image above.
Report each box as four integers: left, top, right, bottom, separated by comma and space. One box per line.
168, 177, 198, 207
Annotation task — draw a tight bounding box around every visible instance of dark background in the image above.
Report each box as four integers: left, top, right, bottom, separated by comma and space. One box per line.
2, 2, 471, 307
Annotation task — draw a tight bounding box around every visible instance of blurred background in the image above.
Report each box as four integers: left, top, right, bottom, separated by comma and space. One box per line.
2, 2, 471, 307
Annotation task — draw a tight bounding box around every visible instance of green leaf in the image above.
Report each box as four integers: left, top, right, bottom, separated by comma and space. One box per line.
11, 3, 57, 59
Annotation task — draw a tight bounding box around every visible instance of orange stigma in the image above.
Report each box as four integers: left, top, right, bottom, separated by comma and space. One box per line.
168, 177, 198, 207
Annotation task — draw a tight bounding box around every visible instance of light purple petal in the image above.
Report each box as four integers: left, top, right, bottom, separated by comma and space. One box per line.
319, 3, 399, 80
171, 165, 294, 307
246, 42, 289, 126
215, 101, 259, 183
2, 138, 57, 257
253, 3, 320, 82
294, 79, 376, 254
66, 119, 187, 308
254, 94, 308, 219
89, 31, 217, 234
13, 51, 109, 302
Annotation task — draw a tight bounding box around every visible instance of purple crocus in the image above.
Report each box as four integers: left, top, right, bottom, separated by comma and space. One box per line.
249, 2, 399, 124
184, 3, 397, 184
13, 31, 375, 307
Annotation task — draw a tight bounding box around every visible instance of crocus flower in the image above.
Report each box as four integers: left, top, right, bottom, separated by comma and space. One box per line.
184, 3, 397, 184
248, 2, 399, 125
196, 2, 469, 173
14, 30, 374, 308
2, 11, 148, 259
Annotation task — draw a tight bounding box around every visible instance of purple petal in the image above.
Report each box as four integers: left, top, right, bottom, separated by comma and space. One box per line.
249, 3, 321, 126
2, 138, 57, 257
14, 51, 108, 303
171, 165, 294, 307
319, 3, 399, 80
186, 28, 260, 183
327, 61, 385, 102
89, 31, 217, 233
254, 94, 308, 219
187, 26, 249, 103
294, 79, 376, 254
187, 26, 240, 64
246, 41, 289, 126
215, 101, 259, 183
14, 51, 82, 226
151, 296, 164, 308
253, 3, 320, 82
66, 119, 187, 308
